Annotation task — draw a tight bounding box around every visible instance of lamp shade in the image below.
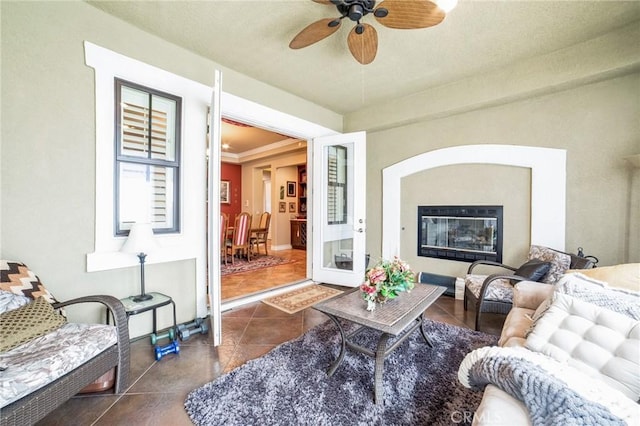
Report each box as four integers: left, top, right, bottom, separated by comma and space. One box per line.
120, 223, 158, 255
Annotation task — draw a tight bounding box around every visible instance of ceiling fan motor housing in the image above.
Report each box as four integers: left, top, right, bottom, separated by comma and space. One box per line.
333, 0, 377, 22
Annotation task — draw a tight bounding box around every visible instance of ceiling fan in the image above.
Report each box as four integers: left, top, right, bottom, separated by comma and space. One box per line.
289, 0, 457, 65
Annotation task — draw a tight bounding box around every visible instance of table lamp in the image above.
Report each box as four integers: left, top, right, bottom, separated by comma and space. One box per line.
121, 222, 158, 302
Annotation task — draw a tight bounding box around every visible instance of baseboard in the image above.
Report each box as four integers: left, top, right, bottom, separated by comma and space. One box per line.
418, 272, 456, 297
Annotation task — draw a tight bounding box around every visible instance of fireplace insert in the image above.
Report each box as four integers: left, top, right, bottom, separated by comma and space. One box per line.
417, 205, 503, 263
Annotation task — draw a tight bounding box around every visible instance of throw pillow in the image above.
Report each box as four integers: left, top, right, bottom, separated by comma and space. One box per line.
526, 294, 554, 325
528, 245, 571, 284
0, 260, 59, 304
555, 273, 640, 320
525, 292, 640, 401
511, 259, 551, 284
0, 296, 67, 352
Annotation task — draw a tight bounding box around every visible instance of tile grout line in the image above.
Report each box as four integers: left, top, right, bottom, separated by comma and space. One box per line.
220, 306, 255, 372
90, 360, 158, 426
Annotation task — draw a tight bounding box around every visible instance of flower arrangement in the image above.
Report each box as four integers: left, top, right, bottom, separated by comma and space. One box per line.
360, 256, 416, 311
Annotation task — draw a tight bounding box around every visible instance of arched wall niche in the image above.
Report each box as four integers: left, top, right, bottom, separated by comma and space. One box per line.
381, 144, 566, 260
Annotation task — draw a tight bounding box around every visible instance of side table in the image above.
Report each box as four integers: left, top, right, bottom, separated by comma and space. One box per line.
113, 292, 177, 337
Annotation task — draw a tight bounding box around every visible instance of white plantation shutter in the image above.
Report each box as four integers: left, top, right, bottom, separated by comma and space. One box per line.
116, 79, 181, 235
327, 146, 347, 225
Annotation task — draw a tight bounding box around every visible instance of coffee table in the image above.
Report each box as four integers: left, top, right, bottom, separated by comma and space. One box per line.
313, 283, 446, 405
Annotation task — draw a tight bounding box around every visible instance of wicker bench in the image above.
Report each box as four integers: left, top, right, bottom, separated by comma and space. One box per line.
0, 295, 130, 426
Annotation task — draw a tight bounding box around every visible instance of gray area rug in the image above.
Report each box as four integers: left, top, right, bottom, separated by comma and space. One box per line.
185, 318, 498, 425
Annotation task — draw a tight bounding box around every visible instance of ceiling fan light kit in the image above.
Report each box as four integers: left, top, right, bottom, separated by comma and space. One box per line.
290, 0, 457, 65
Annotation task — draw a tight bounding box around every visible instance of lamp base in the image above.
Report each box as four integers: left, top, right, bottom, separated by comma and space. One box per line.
132, 293, 153, 303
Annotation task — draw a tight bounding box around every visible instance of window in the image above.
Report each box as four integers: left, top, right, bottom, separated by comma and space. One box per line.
115, 79, 181, 235
327, 145, 347, 224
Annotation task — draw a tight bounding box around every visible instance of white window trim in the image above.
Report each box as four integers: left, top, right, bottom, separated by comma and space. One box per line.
84, 42, 338, 317
84, 41, 209, 273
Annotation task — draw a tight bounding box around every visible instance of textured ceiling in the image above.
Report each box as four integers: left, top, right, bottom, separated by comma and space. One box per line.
87, 0, 640, 116
87, 1, 640, 154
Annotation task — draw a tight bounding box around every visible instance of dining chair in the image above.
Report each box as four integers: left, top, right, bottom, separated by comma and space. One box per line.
220, 213, 228, 265
226, 212, 252, 264
251, 212, 271, 256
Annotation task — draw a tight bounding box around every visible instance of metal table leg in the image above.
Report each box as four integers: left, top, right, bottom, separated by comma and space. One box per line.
419, 314, 434, 347
374, 333, 392, 405
325, 314, 346, 377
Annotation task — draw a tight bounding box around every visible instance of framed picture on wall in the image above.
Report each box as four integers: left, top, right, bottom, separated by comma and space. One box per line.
279, 202, 286, 213
220, 180, 230, 204
289, 202, 296, 212
287, 181, 296, 197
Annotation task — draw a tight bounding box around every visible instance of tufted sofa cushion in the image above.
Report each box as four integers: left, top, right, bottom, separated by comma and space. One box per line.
525, 292, 640, 401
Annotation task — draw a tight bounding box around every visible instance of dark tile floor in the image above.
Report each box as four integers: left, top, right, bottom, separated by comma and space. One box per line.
37, 293, 505, 426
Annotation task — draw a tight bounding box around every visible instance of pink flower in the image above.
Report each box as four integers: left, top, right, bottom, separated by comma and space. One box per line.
367, 267, 387, 284
360, 284, 376, 294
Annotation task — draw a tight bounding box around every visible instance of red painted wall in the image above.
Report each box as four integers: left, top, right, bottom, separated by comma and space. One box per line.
221, 162, 242, 224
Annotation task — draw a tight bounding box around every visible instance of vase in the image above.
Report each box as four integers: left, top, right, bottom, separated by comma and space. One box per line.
365, 294, 389, 311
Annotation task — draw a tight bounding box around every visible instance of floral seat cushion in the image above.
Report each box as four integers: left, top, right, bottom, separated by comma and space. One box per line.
465, 274, 514, 303
0, 322, 117, 408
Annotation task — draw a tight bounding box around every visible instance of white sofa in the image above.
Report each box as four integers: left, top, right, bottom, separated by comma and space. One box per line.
459, 263, 640, 425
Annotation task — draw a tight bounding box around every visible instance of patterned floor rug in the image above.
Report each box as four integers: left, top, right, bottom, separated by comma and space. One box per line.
262, 285, 343, 314
185, 318, 498, 425
221, 254, 293, 276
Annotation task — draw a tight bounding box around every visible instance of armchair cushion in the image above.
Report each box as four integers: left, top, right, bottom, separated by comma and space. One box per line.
0, 322, 117, 408
527, 245, 571, 284
511, 259, 551, 284
465, 274, 514, 303
0, 296, 66, 352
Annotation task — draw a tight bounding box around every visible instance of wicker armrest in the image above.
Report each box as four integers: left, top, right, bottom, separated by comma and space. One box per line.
52, 295, 130, 393
512, 281, 554, 310
467, 260, 518, 274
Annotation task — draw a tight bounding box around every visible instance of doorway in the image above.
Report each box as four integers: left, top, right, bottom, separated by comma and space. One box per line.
214, 118, 309, 303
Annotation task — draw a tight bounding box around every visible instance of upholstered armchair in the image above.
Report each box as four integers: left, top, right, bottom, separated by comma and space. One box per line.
463, 245, 594, 330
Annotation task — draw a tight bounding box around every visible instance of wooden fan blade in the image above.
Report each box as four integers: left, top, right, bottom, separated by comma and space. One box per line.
312, 0, 333, 4
347, 24, 377, 65
375, 0, 445, 29
289, 18, 341, 49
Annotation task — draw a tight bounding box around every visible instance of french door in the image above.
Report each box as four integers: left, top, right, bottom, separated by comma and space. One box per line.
207, 70, 223, 345
312, 132, 367, 286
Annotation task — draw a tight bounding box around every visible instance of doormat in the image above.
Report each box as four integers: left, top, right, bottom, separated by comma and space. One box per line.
262, 285, 343, 314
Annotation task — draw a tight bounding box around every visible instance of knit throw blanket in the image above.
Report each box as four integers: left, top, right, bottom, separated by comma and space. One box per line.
458, 346, 640, 425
